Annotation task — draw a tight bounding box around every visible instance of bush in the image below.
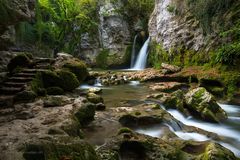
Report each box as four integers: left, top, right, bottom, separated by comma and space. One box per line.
7, 53, 30, 72
46, 87, 64, 95
57, 70, 80, 91
63, 60, 88, 82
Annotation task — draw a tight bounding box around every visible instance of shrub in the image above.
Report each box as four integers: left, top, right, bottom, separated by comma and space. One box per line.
7, 53, 30, 72
57, 70, 80, 91
63, 60, 88, 82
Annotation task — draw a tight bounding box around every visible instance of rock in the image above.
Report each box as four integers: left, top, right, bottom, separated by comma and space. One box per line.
88, 87, 102, 94
23, 138, 98, 160
7, 53, 31, 73
198, 143, 237, 160
87, 93, 103, 104
43, 96, 73, 107
149, 82, 189, 92
96, 103, 106, 111
48, 127, 65, 135
57, 70, 80, 91
15, 110, 34, 120
185, 87, 227, 122
14, 90, 37, 102
74, 102, 96, 126
161, 63, 181, 74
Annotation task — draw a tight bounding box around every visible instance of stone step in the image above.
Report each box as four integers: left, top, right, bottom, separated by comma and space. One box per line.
13, 73, 36, 78
21, 69, 47, 74
3, 82, 26, 88
34, 64, 51, 69
34, 57, 55, 64
0, 87, 23, 95
7, 77, 33, 83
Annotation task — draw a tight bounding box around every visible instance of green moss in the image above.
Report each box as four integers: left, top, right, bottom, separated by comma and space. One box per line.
31, 72, 45, 95
46, 87, 64, 95
41, 70, 61, 88
23, 141, 98, 160
135, 111, 141, 116
14, 91, 37, 103
57, 70, 80, 91
7, 53, 31, 72
96, 49, 109, 69
118, 127, 133, 135
75, 103, 96, 126
63, 60, 89, 82
123, 45, 132, 66
61, 117, 83, 138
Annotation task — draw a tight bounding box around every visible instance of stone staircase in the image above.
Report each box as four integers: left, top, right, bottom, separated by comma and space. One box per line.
0, 57, 54, 107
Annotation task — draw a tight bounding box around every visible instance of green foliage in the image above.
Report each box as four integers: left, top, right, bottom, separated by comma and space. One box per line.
167, 4, 176, 13
96, 49, 109, 69
15, 22, 37, 44
215, 21, 240, 65
7, 53, 31, 72
36, 0, 98, 53
63, 60, 88, 82
57, 70, 80, 91
187, 0, 234, 34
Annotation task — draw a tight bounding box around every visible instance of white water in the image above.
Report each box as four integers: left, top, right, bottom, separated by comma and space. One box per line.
135, 103, 240, 157
131, 37, 150, 70
130, 35, 138, 68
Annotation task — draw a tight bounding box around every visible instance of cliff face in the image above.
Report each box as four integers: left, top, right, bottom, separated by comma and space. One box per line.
81, 0, 131, 67
0, 0, 35, 50
149, 0, 206, 52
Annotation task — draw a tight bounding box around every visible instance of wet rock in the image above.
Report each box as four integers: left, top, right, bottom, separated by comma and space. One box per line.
96, 103, 106, 111
74, 102, 96, 126
15, 110, 34, 120
88, 87, 102, 94
87, 93, 103, 104
149, 82, 189, 92
43, 96, 73, 107
198, 143, 237, 160
23, 138, 98, 160
161, 63, 181, 74
185, 87, 227, 122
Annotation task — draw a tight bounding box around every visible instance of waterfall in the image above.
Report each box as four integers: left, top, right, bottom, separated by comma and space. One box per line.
130, 35, 138, 68
132, 37, 150, 70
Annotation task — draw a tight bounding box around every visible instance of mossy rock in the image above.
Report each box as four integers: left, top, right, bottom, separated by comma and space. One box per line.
41, 70, 61, 88
63, 60, 89, 82
75, 103, 96, 126
31, 73, 46, 96
43, 96, 73, 107
46, 87, 64, 95
87, 93, 104, 104
57, 70, 80, 91
185, 87, 227, 122
7, 53, 31, 72
118, 127, 133, 135
14, 90, 37, 103
198, 143, 238, 160
23, 140, 98, 160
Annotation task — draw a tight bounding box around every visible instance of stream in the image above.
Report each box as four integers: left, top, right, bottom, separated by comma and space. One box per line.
80, 78, 240, 157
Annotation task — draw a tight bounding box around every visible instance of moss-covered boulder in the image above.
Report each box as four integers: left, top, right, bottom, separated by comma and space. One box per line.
163, 90, 189, 115
63, 60, 88, 82
46, 87, 64, 95
41, 70, 61, 88
87, 93, 104, 104
198, 143, 237, 160
7, 53, 31, 72
23, 139, 98, 160
14, 90, 37, 102
185, 87, 227, 122
75, 103, 96, 126
57, 70, 80, 91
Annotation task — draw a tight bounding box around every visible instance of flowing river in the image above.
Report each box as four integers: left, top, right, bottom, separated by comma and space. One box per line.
80, 79, 240, 157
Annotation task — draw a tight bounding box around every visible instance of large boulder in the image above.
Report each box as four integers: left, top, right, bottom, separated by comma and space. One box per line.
185, 87, 227, 122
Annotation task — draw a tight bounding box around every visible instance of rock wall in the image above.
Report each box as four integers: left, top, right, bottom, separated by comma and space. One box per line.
81, 0, 131, 67
0, 0, 35, 50
149, 0, 206, 51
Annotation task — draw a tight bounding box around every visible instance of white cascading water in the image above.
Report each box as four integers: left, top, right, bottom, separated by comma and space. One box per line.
132, 37, 150, 70
130, 35, 138, 68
